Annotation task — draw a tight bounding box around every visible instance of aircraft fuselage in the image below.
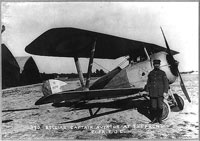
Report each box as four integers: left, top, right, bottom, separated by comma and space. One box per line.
100, 51, 177, 90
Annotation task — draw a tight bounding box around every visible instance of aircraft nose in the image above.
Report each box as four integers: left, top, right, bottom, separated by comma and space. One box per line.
166, 54, 179, 77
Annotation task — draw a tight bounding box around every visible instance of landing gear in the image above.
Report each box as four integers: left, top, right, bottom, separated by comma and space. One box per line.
169, 93, 184, 112
161, 89, 185, 120
161, 93, 185, 121
88, 108, 101, 117
139, 91, 171, 121
167, 88, 185, 112
162, 99, 171, 120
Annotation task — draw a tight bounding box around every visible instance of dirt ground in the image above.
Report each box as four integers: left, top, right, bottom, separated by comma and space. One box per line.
1, 74, 199, 140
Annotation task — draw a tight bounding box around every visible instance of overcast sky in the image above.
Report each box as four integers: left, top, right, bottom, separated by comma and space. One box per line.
1, 2, 199, 73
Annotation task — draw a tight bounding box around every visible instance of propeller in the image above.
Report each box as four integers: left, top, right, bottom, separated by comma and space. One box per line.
160, 27, 191, 103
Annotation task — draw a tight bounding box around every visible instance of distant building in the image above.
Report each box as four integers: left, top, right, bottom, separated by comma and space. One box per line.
15, 56, 42, 86
2, 44, 20, 89
2, 25, 41, 88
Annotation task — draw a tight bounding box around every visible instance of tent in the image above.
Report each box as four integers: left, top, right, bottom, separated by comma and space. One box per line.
2, 44, 20, 89
15, 56, 42, 86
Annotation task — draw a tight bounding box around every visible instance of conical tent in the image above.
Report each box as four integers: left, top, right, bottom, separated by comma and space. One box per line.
2, 44, 20, 89
15, 56, 42, 85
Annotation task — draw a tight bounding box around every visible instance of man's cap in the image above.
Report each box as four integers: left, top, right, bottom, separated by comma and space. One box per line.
153, 59, 161, 64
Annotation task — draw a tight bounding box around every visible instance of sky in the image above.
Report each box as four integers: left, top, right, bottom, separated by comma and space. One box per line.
1, 2, 199, 73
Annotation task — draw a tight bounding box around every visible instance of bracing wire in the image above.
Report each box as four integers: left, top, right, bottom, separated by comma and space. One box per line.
93, 56, 147, 89
93, 56, 129, 73
93, 61, 110, 72
117, 56, 129, 67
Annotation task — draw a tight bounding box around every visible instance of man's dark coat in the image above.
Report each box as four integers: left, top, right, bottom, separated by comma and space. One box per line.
147, 69, 169, 97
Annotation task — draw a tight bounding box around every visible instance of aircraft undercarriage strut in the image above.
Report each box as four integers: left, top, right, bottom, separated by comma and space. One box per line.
88, 108, 101, 117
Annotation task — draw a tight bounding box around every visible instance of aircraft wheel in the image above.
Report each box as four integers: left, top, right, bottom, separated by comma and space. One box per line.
171, 93, 184, 112
162, 99, 171, 121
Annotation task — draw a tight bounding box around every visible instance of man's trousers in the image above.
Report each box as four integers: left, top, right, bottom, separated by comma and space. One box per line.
150, 97, 164, 122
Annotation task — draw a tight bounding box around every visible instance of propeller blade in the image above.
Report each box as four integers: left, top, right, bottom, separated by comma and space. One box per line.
160, 27, 174, 60
160, 27, 170, 50
160, 27, 191, 103
178, 70, 191, 103
160, 27, 178, 76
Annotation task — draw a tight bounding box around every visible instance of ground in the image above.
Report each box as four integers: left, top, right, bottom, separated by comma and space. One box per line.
1, 74, 199, 140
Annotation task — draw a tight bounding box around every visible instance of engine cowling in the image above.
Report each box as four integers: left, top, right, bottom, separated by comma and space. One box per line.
150, 51, 178, 84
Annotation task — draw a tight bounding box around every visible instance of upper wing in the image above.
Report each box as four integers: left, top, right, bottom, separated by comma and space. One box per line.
35, 87, 143, 105
25, 27, 179, 59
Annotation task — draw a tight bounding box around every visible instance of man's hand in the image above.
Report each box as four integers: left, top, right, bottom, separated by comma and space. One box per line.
163, 92, 168, 99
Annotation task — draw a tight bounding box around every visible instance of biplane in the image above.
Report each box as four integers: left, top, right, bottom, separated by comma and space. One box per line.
25, 27, 191, 121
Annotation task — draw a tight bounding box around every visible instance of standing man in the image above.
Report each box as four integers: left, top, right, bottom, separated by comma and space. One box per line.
146, 59, 169, 124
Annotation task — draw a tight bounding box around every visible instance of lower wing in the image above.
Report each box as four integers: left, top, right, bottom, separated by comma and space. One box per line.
35, 87, 143, 105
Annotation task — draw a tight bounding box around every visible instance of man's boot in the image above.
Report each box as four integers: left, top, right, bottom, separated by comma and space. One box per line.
149, 109, 157, 124
157, 108, 163, 124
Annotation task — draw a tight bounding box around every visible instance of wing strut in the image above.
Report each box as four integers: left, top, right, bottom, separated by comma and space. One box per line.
144, 47, 150, 60
85, 39, 97, 89
74, 57, 85, 87
74, 39, 97, 90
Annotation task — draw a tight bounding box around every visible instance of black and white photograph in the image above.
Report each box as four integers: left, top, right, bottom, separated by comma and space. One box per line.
1, 2, 199, 140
